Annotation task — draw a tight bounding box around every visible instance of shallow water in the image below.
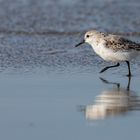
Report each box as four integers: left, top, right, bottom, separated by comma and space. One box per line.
0, 72, 140, 140
0, 0, 140, 139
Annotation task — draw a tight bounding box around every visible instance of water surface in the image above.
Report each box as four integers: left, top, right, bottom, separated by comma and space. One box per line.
0, 72, 140, 140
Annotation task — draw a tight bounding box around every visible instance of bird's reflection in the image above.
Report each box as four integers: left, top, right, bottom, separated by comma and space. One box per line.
81, 77, 140, 120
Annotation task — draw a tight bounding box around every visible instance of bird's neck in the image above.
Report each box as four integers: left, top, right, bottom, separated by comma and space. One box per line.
89, 38, 104, 48
88, 38, 106, 56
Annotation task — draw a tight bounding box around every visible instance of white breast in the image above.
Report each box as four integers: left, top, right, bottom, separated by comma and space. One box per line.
91, 43, 138, 62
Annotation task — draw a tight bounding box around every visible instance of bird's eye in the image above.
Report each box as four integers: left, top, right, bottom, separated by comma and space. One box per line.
86, 35, 90, 38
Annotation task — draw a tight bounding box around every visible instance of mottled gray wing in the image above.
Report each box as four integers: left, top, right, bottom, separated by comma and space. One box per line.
105, 35, 140, 52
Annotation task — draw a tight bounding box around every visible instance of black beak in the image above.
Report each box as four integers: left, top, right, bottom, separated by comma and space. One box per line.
75, 39, 85, 47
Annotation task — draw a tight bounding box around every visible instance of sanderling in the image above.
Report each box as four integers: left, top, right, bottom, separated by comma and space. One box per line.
75, 30, 140, 76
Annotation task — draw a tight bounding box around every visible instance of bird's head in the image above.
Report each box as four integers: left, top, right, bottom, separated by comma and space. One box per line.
75, 30, 105, 47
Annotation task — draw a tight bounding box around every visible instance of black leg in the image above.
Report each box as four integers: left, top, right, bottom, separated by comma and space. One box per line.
127, 76, 131, 91
100, 63, 120, 73
126, 61, 131, 77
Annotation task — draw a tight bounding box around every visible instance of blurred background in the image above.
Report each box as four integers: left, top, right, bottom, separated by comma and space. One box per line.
0, 0, 140, 33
